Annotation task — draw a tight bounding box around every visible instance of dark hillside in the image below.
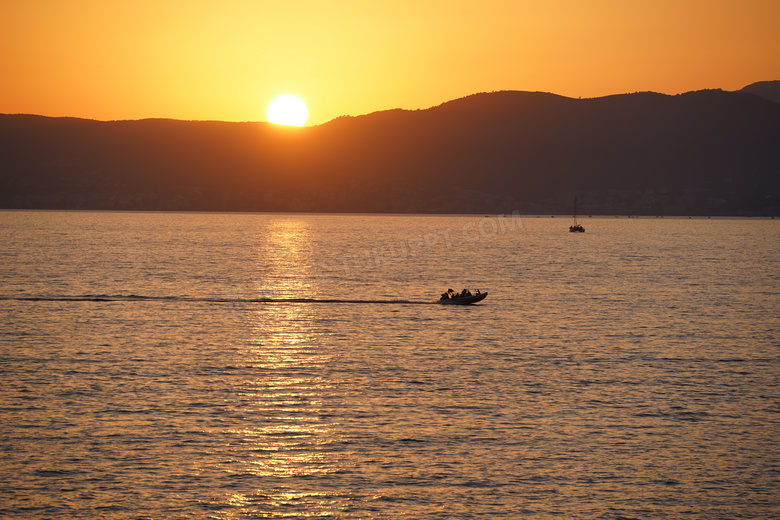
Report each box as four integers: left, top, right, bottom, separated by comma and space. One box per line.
1, 87, 778, 215
740, 81, 780, 104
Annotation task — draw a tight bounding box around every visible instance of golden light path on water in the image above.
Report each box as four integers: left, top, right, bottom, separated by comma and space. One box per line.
221, 219, 347, 516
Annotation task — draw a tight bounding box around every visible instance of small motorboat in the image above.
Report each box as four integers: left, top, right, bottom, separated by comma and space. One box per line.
437, 289, 487, 305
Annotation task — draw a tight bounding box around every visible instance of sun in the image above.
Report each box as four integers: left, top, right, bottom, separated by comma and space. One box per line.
266, 95, 308, 126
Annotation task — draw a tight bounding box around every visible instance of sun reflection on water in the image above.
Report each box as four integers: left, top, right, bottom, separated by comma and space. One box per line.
254, 218, 315, 299
225, 490, 343, 518
218, 218, 347, 516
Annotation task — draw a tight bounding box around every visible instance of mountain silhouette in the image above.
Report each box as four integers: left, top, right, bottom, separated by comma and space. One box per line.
740, 81, 780, 104
2, 84, 779, 215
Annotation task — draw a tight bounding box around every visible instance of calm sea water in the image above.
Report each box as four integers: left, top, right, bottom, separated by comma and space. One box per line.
1, 211, 779, 519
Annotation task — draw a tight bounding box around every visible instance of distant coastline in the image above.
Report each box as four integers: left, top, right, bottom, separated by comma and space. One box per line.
2, 82, 778, 216
0, 208, 777, 219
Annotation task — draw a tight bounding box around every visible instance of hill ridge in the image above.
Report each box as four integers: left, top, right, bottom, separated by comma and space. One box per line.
1, 85, 778, 215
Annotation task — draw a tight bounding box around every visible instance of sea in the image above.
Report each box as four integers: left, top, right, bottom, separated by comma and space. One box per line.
1, 210, 778, 519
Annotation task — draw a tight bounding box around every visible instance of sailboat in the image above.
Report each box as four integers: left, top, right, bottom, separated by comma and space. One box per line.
569, 195, 585, 232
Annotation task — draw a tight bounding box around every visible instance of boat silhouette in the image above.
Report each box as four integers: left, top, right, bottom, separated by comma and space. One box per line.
569, 195, 585, 232
437, 289, 487, 305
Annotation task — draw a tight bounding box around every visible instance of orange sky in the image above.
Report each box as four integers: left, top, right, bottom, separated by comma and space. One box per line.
2, 0, 778, 125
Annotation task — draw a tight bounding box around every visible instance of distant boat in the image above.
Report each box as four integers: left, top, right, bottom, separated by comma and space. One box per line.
437, 289, 487, 305
569, 195, 585, 232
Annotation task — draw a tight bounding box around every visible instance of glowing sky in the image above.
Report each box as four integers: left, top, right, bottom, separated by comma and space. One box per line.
2, 0, 778, 125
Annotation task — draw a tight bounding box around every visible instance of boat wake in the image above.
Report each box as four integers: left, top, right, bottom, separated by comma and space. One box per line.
0, 294, 435, 305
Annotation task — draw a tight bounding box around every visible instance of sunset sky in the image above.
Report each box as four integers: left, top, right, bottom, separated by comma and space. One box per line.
2, 0, 778, 125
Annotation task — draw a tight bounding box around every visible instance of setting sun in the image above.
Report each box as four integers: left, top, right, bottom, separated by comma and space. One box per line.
267, 95, 308, 126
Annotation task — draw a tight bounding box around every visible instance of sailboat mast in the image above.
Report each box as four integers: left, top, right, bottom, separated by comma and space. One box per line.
573, 195, 578, 225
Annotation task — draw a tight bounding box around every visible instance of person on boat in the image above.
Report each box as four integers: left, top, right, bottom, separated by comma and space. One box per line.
440, 292, 450, 300
475, 289, 480, 294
